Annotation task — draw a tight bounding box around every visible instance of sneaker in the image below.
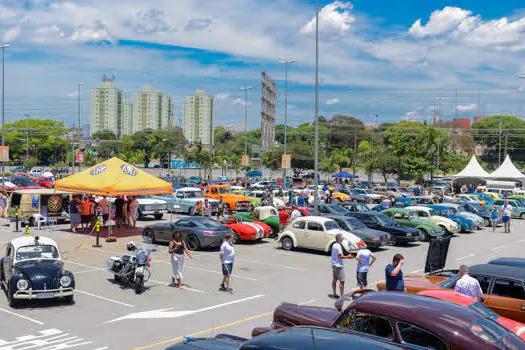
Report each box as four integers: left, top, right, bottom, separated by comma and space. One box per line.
226, 288, 233, 294
220, 283, 225, 289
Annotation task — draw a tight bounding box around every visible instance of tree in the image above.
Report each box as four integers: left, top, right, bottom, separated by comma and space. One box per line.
92, 130, 117, 140
328, 115, 365, 149
330, 147, 352, 172
261, 147, 282, 170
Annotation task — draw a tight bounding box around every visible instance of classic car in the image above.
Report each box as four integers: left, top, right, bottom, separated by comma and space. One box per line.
0, 236, 75, 306
284, 206, 319, 217
459, 202, 491, 226
489, 257, 525, 269
331, 191, 350, 202
493, 199, 525, 219
372, 187, 400, 198
110, 196, 167, 220
340, 201, 371, 212
334, 189, 367, 203
252, 290, 525, 349
0, 177, 17, 191
36, 176, 54, 189
242, 190, 285, 209
326, 215, 390, 249
347, 211, 420, 245
142, 217, 232, 250
377, 263, 525, 323
278, 216, 365, 252
428, 205, 475, 232
351, 188, 384, 203
405, 206, 461, 235
250, 180, 278, 189
154, 187, 219, 214
218, 215, 271, 242
436, 203, 484, 229
10, 175, 42, 190
204, 185, 252, 211
238, 206, 280, 237
316, 204, 352, 217
410, 196, 437, 205
381, 208, 445, 241
167, 327, 403, 349
417, 290, 525, 340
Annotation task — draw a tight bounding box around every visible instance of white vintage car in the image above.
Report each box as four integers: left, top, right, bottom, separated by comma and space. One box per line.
405, 206, 461, 234
278, 216, 365, 253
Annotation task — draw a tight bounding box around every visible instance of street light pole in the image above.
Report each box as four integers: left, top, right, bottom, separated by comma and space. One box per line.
277, 59, 296, 189
76, 82, 84, 174
1, 44, 10, 190
240, 86, 252, 157
313, 0, 320, 210
498, 120, 502, 165
25, 114, 29, 160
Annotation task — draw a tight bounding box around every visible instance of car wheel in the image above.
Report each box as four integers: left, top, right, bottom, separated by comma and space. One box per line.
420, 229, 429, 242
186, 235, 201, 251
441, 226, 450, 236
64, 295, 74, 304
154, 214, 163, 220
281, 236, 294, 251
143, 229, 156, 244
388, 235, 396, 245
483, 218, 490, 227
7, 283, 17, 307
521, 213, 525, 219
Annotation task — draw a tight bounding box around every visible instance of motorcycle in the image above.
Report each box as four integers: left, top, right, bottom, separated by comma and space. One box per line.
107, 242, 151, 294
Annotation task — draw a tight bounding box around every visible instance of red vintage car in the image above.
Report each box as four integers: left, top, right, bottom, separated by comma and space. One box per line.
418, 290, 525, 340
285, 206, 319, 217
36, 176, 54, 189
252, 290, 525, 350
219, 216, 271, 242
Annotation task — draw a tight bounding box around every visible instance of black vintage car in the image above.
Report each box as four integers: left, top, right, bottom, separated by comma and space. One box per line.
0, 236, 75, 306
347, 211, 420, 245
166, 327, 402, 349
326, 215, 390, 249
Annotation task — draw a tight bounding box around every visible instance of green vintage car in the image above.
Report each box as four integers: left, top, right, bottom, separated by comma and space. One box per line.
238, 206, 280, 237
233, 190, 261, 207
381, 208, 445, 241
493, 199, 525, 219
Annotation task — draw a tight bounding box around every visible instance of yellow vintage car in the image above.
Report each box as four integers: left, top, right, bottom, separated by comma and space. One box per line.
332, 191, 350, 202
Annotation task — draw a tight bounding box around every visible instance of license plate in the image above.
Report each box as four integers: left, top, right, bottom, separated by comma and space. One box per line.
406, 233, 412, 237
36, 293, 55, 299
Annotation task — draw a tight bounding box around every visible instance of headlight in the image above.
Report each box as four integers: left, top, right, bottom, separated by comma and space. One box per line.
60, 276, 71, 287
17, 279, 28, 290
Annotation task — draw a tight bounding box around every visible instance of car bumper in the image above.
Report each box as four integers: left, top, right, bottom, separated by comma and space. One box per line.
395, 235, 419, 243
199, 236, 225, 248
141, 210, 168, 215
365, 239, 389, 248
14, 287, 74, 300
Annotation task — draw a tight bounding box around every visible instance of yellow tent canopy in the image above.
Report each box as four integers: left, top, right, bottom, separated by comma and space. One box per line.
54, 157, 172, 196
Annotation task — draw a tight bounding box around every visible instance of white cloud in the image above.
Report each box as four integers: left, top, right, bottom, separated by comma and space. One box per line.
215, 93, 230, 101
456, 103, 477, 112
409, 7, 471, 37
2, 26, 20, 42
326, 98, 340, 105
300, 1, 355, 40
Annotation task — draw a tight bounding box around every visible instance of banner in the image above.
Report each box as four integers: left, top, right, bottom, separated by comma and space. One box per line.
0, 146, 9, 162
76, 151, 84, 163
242, 155, 250, 167
282, 154, 291, 169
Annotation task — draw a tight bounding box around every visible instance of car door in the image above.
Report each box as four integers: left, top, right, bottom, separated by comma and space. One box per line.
484, 277, 525, 322
174, 220, 197, 241
290, 220, 307, 248
305, 221, 325, 250
335, 311, 396, 344
173, 191, 185, 211
3, 244, 14, 282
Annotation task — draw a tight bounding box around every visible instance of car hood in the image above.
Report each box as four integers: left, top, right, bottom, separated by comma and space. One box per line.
353, 228, 388, 238
138, 199, 167, 205
430, 216, 457, 227
273, 303, 337, 329
409, 217, 436, 228
14, 259, 62, 289
328, 229, 361, 245
403, 274, 447, 290
221, 194, 251, 202
382, 224, 419, 234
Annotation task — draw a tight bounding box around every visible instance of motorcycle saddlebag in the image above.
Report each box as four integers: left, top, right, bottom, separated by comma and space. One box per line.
107, 256, 123, 273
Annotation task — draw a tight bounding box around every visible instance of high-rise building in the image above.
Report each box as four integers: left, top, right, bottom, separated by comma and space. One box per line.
183, 89, 214, 146
261, 72, 276, 152
90, 75, 132, 138
132, 85, 173, 133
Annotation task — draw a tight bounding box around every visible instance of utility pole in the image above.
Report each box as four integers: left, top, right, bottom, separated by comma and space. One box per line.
1, 44, 10, 190
436, 132, 440, 178
76, 83, 84, 174
240, 86, 252, 157
313, 0, 320, 210
178, 115, 183, 177
278, 59, 296, 189
498, 120, 502, 165
25, 114, 29, 160
353, 131, 357, 175
504, 130, 508, 159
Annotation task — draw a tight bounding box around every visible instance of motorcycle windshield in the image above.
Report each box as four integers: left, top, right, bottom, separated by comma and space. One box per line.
136, 249, 150, 264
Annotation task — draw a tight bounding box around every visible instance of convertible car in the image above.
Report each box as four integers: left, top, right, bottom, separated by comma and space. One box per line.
251, 291, 524, 349
219, 215, 271, 242
238, 206, 280, 237
0, 236, 75, 306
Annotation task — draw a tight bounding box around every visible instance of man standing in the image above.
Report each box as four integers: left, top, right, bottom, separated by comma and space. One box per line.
290, 205, 302, 221
331, 233, 354, 298
385, 254, 404, 291
219, 233, 235, 293
203, 198, 212, 217
381, 197, 391, 209
98, 196, 109, 226
356, 247, 376, 289
454, 265, 483, 300
501, 199, 512, 233
278, 207, 290, 232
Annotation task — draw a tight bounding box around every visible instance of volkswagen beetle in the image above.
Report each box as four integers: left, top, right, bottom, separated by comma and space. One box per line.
0, 235, 75, 306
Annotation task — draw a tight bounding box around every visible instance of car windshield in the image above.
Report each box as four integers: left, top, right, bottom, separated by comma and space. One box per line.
307, 208, 320, 215
198, 218, 224, 229
470, 203, 485, 211
468, 302, 499, 321
330, 205, 350, 215
409, 211, 427, 218
469, 319, 510, 345
324, 221, 340, 231
11, 177, 39, 186
219, 187, 232, 194
346, 218, 367, 229
185, 191, 203, 198
353, 203, 370, 212
376, 214, 396, 226
457, 206, 467, 213
16, 245, 59, 260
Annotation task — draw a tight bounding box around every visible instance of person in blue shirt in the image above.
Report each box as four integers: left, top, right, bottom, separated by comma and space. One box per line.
490, 205, 499, 232
385, 254, 404, 291
297, 194, 305, 207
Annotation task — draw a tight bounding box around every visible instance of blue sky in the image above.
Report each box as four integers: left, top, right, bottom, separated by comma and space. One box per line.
1, 0, 525, 132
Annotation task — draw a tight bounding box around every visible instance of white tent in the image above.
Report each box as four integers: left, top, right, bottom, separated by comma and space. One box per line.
452, 155, 490, 180
489, 155, 525, 185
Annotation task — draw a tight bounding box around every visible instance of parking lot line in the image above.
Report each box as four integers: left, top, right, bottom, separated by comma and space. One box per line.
74, 268, 107, 274
230, 258, 307, 271
185, 266, 258, 281
133, 299, 315, 350
75, 290, 135, 308
0, 307, 45, 325
517, 239, 525, 243
148, 278, 205, 293
456, 254, 475, 261
66, 260, 106, 270
491, 244, 507, 251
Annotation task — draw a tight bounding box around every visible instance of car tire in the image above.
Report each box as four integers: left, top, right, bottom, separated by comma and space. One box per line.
186, 235, 201, 251
388, 235, 396, 246
143, 229, 157, 244
154, 214, 163, 220
483, 218, 490, 227
188, 207, 194, 216
281, 236, 294, 251
521, 213, 525, 219
420, 229, 429, 242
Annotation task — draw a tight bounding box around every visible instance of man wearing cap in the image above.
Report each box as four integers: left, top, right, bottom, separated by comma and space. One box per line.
331, 233, 355, 298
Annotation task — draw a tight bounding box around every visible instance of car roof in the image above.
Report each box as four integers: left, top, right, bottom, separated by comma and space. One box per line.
382, 208, 409, 213
405, 206, 430, 211
489, 257, 525, 269
417, 289, 475, 306
177, 187, 203, 191
470, 264, 525, 281
439, 203, 460, 208
10, 236, 58, 250
325, 215, 359, 221
295, 216, 333, 223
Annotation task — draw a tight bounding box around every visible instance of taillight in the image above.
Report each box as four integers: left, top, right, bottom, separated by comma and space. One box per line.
358, 240, 366, 248
203, 231, 219, 236
146, 258, 151, 262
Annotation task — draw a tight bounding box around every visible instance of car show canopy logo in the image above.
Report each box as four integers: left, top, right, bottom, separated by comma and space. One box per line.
120, 165, 138, 176
90, 165, 108, 175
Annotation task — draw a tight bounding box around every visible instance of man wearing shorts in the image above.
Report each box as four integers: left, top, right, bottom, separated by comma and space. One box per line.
220, 234, 235, 293
331, 233, 355, 298
80, 196, 92, 231
356, 247, 376, 289
501, 200, 513, 233
490, 205, 499, 232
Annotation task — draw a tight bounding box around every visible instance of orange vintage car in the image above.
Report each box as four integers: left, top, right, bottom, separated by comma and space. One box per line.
205, 185, 252, 212
377, 263, 525, 323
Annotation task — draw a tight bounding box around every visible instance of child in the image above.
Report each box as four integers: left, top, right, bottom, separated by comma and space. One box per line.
490, 205, 499, 232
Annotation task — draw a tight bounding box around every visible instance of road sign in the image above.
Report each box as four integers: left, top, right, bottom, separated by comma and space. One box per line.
76, 151, 84, 163
282, 154, 291, 169
0, 146, 9, 162
242, 155, 250, 167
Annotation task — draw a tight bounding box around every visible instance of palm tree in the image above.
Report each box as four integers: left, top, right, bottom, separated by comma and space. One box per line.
330, 147, 352, 172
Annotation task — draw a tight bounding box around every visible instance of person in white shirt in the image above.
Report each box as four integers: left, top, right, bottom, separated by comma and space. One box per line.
330, 233, 355, 298
219, 234, 235, 293
501, 200, 513, 233
290, 206, 302, 221
381, 198, 391, 209
454, 265, 483, 300
356, 248, 376, 289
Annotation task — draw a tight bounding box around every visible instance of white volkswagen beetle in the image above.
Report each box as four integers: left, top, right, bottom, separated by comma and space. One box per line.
405, 206, 461, 235
278, 216, 365, 253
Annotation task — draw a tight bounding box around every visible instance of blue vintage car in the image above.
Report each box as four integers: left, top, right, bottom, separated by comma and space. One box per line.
428, 205, 475, 232
0, 236, 75, 307
154, 187, 219, 215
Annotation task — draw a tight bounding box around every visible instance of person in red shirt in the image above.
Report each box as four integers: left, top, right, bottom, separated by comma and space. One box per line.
278, 208, 290, 232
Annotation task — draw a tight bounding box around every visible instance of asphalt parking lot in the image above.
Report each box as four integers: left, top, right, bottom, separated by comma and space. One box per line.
0, 213, 524, 349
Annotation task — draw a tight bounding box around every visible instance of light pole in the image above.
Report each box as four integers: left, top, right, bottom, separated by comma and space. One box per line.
277, 59, 296, 188
498, 119, 503, 165
313, 0, 320, 209
1, 44, 10, 190
76, 82, 84, 174
240, 86, 252, 157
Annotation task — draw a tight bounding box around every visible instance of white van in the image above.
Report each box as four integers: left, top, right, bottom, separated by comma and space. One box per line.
485, 180, 521, 195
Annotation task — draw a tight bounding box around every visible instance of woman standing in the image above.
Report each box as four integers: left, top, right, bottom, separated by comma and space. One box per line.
169, 231, 192, 288
122, 197, 129, 227
128, 196, 138, 228
192, 200, 204, 216
69, 195, 81, 233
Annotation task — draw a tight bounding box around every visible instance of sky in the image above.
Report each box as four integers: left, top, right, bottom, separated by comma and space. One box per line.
1, 0, 525, 131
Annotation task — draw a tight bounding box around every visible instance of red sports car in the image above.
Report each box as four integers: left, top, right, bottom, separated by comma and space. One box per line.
417, 290, 525, 340
36, 176, 54, 189
219, 216, 271, 242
